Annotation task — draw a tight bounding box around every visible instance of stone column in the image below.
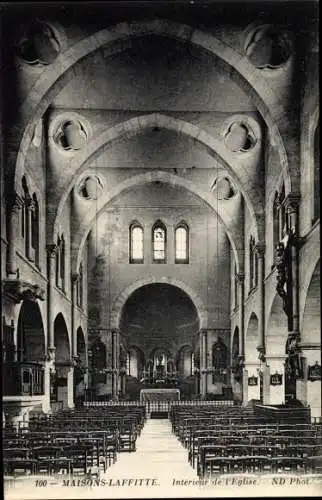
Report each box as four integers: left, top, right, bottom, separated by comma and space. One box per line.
71, 274, 78, 358
297, 345, 321, 421
243, 362, 261, 403
261, 361, 270, 405
42, 362, 52, 414
200, 329, 208, 396
255, 242, 266, 354
6, 193, 24, 278
67, 363, 75, 409
26, 197, 35, 261
265, 355, 287, 405
46, 244, 57, 351
42, 348, 56, 414
237, 273, 245, 357
111, 329, 119, 400
285, 193, 301, 341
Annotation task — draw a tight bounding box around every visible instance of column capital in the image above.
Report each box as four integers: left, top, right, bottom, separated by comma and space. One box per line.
284, 192, 301, 214
46, 244, 58, 258
255, 241, 266, 256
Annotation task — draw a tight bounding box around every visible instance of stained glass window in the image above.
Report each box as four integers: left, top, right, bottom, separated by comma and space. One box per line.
153, 222, 166, 263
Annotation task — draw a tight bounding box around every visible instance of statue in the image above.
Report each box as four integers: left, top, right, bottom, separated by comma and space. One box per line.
274, 242, 288, 314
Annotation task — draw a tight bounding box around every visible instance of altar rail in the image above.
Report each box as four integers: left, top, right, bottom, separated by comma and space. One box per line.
84, 400, 235, 409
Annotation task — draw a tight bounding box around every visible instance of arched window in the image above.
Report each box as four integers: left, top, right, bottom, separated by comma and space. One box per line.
175, 222, 189, 263
152, 221, 166, 263
129, 222, 144, 263
313, 121, 320, 224
31, 193, 40, 268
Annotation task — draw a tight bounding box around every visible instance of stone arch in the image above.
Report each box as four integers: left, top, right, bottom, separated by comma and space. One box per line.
111, 277, 207, 331
12, 19, 290, 196
17, 299, 45, 362
53, 313, 70, 363
266, 293, 288, 355
74, 169, 242, 275
301, 259, 320, 344
54, 114, 261, 236
245, 312, 259, 362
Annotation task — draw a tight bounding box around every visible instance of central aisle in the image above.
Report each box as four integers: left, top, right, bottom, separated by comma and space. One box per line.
105, 418, 198, 480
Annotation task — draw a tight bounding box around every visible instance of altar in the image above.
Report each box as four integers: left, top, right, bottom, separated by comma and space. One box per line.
140, 388, 180, 404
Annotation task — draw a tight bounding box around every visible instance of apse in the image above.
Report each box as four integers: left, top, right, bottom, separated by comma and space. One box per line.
120, 283, 199, 356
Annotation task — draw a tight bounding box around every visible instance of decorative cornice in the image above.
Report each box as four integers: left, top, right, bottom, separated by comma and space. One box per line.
3, 279, 45, 303
298, 342, 321, 351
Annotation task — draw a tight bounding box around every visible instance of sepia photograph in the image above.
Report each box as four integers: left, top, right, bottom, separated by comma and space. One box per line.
0, 0, 321, 498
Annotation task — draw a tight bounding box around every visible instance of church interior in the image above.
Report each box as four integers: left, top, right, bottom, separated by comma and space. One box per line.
1, 0, 321, 492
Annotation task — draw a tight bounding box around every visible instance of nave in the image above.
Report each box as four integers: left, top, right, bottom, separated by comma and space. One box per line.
3, 402, 322, 499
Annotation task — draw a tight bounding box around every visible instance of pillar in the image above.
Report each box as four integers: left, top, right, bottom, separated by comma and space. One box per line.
237, 273, 245, 357
71, 274, 78, 359
285, 193, 301, 341
255, 242, 266, 354
120, 368, 126, 397
6, 193, 23, 278
67, 274, 79, 408
111, 329, 119, 400
67, 365, 75, 409
200, 329, 208, 396
42, 361, 52, 413
297, 346, 321, 421
243, 362, 261, 403
26, 197, 34, 262
46, 244, 57, 351
265, 355, 287, 405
